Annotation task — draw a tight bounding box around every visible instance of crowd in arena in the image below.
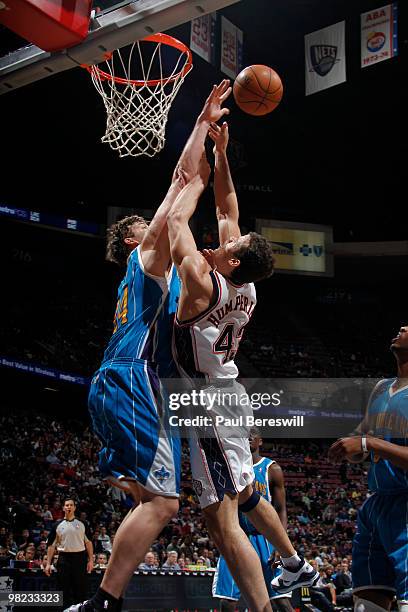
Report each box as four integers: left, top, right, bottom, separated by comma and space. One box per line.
0, 408, 367, 611
2, 275, 397, 382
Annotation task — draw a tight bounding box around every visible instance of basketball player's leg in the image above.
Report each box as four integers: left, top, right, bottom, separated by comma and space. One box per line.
239, 486, 296, 557
190, 434, 272, 611
204, 493, 273, 612
352, 494, 401, 612
237, 484, 318, 591
100, 482, 178, 599
250, 533, 294, 612
66, 366, 180, 611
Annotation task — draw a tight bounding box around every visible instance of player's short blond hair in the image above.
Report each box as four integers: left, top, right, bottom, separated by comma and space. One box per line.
106, 215, 146, 266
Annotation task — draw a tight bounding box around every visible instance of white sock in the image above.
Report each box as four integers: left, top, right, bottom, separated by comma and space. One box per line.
281, 553, 302, 570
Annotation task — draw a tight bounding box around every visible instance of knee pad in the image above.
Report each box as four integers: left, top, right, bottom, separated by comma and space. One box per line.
238, 489, 260, 513
355, 598, 388, 612
398, 602, 408, 612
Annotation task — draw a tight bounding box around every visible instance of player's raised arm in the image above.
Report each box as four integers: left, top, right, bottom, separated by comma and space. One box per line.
167, 155, 210, 268
176, 79, 231, 181
208, 121, 240, 245
140, 80, 232, 277
167, 156, 214, 318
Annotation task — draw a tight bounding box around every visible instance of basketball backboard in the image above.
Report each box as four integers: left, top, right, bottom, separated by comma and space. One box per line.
0, 0, 241, 94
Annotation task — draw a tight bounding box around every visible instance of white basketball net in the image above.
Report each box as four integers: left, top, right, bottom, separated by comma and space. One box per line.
87, 35, 192, 158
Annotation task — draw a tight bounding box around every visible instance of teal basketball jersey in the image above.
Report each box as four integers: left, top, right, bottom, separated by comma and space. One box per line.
367, 378, 408, 494
102, 246, 170, 365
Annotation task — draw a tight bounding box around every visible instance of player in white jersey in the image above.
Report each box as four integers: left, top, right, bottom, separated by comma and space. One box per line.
168, 120, 318, 612
174, 266, 256, 380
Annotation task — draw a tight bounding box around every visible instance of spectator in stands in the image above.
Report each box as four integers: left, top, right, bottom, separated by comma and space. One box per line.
4, 534, 17, 555
95, 553, 109, 569
166, 535, 180, 554
138, 552, 158, 571
334, 560, 352, 591
98, 526, 112, 553
0, 546, 9, 567
200, 548, 212, 568
36, 540, 47, 557
162, 551, 181, 571
309, 560, 334, 612
17, 528, 30, 550
40, 553, 50, 571
334, 560, 353, 606
51, 500, 64, 521
26, 545, 40, 567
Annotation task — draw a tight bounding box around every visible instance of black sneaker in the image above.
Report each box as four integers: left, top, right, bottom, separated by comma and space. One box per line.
271, 558, 319, 594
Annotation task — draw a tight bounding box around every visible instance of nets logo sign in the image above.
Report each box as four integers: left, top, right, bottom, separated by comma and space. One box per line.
310, 45, 338, 76
256, 220, 333, 277
305, 21, 346, 95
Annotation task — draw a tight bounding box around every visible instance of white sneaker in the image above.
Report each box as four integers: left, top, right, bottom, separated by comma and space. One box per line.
271, 558, 319, 594
63, 601, 94, 612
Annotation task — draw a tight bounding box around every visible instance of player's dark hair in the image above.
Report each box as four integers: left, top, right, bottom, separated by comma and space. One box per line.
63, 498, 77, 507
106, 215, 146, 266
230, 232, 275, 284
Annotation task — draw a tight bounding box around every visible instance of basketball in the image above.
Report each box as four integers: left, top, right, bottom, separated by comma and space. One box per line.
233, 64, 283, 116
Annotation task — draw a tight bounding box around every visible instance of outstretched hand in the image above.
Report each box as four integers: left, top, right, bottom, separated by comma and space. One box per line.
199, 80, 232, 124
208, 121, 229, 154
328, 436, 365, 462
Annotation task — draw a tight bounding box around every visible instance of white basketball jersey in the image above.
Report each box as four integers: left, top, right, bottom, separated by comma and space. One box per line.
173, 270, 256, 380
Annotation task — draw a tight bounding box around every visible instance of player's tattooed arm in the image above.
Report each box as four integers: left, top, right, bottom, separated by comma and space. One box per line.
208, 121, 241, 245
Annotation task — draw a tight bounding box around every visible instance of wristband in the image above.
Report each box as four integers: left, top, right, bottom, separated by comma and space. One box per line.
361, 436, 368, 454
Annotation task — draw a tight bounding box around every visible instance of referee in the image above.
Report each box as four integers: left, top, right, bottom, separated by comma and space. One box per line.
45, 498, 94, 608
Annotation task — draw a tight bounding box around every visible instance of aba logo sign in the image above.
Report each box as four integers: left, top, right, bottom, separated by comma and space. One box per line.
192, 479, 203, 497
367, 31, 386, 53
154, 466, 170, 483
310, 45, 339, 76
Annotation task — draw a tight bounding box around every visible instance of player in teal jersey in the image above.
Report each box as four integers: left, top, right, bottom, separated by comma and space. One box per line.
213, 428, 294, 612
66, 80, 232, 612
329, 325, 408, 612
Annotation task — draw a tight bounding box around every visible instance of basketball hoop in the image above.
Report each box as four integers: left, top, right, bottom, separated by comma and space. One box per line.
83, 33, 193, 158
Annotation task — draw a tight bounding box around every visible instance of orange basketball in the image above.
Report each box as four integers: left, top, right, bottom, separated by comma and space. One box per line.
233, 65, 283, 116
